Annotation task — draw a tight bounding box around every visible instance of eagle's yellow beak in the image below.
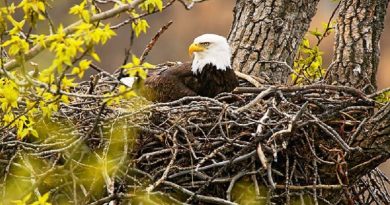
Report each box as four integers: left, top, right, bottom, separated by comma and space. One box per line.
188, 43, 205, 57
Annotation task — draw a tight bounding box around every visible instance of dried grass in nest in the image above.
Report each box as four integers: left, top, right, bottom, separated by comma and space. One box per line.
0, 72, 389, 205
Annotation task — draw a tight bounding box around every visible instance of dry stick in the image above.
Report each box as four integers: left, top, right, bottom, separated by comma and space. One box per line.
234, 84, 370, 101
169, 150, 257, 179
251, 157, 261, 199
267, 162, 276, 189
110, 0, 175, 30
163, 181, 237, 205
89, 63, 119, 82
374, 168, 390, 186
256, 108, 271, 134
104, 117, 129, 205
371, 102, 390, 123
151, 96, 226, 108
267, 102, 308, 144
266, 186, 273, 204
195, 144, 229, 171
349, 155, 383, 172
254, 112, 275, 191
316, 122, 354, 152
29, 135, 84, 156
347, 118, 368, 145
140, 21, 174, 64
136, 148, 172, 162
2, 148, 20, 198
285, 154, 290, 204
9, 154, 62, 201
217, 106, 232, 143
177, 0, 209, 10
234, 71, 262, 87
87, 194, 117, 205
274, 184, 343, 190
313, 159, 319, 205
373, 169, 390, 201
235, 87, 274, 113
257, 144, 268, 169
359, 175, 383, 203
177, 125, 198, 160
258, 60, 310, 83
145, 130, 179, 192
289, 159, 297, 186
184, 148, 258, 204
367, 87, 390, 99
226, 171, 246, 201
55, 85, 136, 99
303, 131, 335, 165
307, 113, 358, 152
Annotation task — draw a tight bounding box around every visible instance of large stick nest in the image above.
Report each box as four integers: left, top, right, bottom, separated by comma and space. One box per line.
1, 71, 389, 205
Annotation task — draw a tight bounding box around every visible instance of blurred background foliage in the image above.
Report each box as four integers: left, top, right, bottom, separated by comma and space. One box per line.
1, 118, 138, 204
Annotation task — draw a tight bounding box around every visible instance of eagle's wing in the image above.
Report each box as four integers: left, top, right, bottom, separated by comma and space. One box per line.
143, 62, 200, 102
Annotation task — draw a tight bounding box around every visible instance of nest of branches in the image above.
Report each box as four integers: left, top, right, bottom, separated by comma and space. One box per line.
1, 71, 389, 205
132, 84, 390, 205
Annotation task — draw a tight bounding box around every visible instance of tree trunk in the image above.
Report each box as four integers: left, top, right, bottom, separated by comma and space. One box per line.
349, 103, 390, 179
326, 0, 389, 94
228, 0, 320, 84
324, 0, 390, 184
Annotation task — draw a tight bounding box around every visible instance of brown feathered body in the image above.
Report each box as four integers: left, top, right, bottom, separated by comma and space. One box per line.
142, 62, 238, 102
195, 63, 238, 98
142, 63, 198, 102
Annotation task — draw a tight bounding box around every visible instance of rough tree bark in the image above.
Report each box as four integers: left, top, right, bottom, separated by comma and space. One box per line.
349, 103, 390, 180
325, 0, 390, 181
326, 0, 389, 94
228, 0, 320, 84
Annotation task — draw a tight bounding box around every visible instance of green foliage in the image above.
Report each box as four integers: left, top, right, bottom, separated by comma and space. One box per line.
292, 38, 325, 84
122, 55, 154, 79
69, 0, 91, 22
18, 0, 47, 25
375, 90, 390, 103
231, 178, 268, 204
0, 0, 159, 140
12, 192, 51, 205
71, 59, 92, 78
132, 19, 150, 37
139, 0, 164, 12
292, 21, 335, 84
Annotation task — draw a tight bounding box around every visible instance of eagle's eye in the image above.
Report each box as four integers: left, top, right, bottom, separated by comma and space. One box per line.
200, 42, 210, 46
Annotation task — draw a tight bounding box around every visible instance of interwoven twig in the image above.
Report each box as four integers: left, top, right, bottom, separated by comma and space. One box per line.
0, 73, 388, 204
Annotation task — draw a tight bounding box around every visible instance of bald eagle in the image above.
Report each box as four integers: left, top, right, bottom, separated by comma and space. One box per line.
120, 34, 238, 102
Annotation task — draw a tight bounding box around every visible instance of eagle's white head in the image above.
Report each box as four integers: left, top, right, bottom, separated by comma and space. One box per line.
188, 34, 231, 74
